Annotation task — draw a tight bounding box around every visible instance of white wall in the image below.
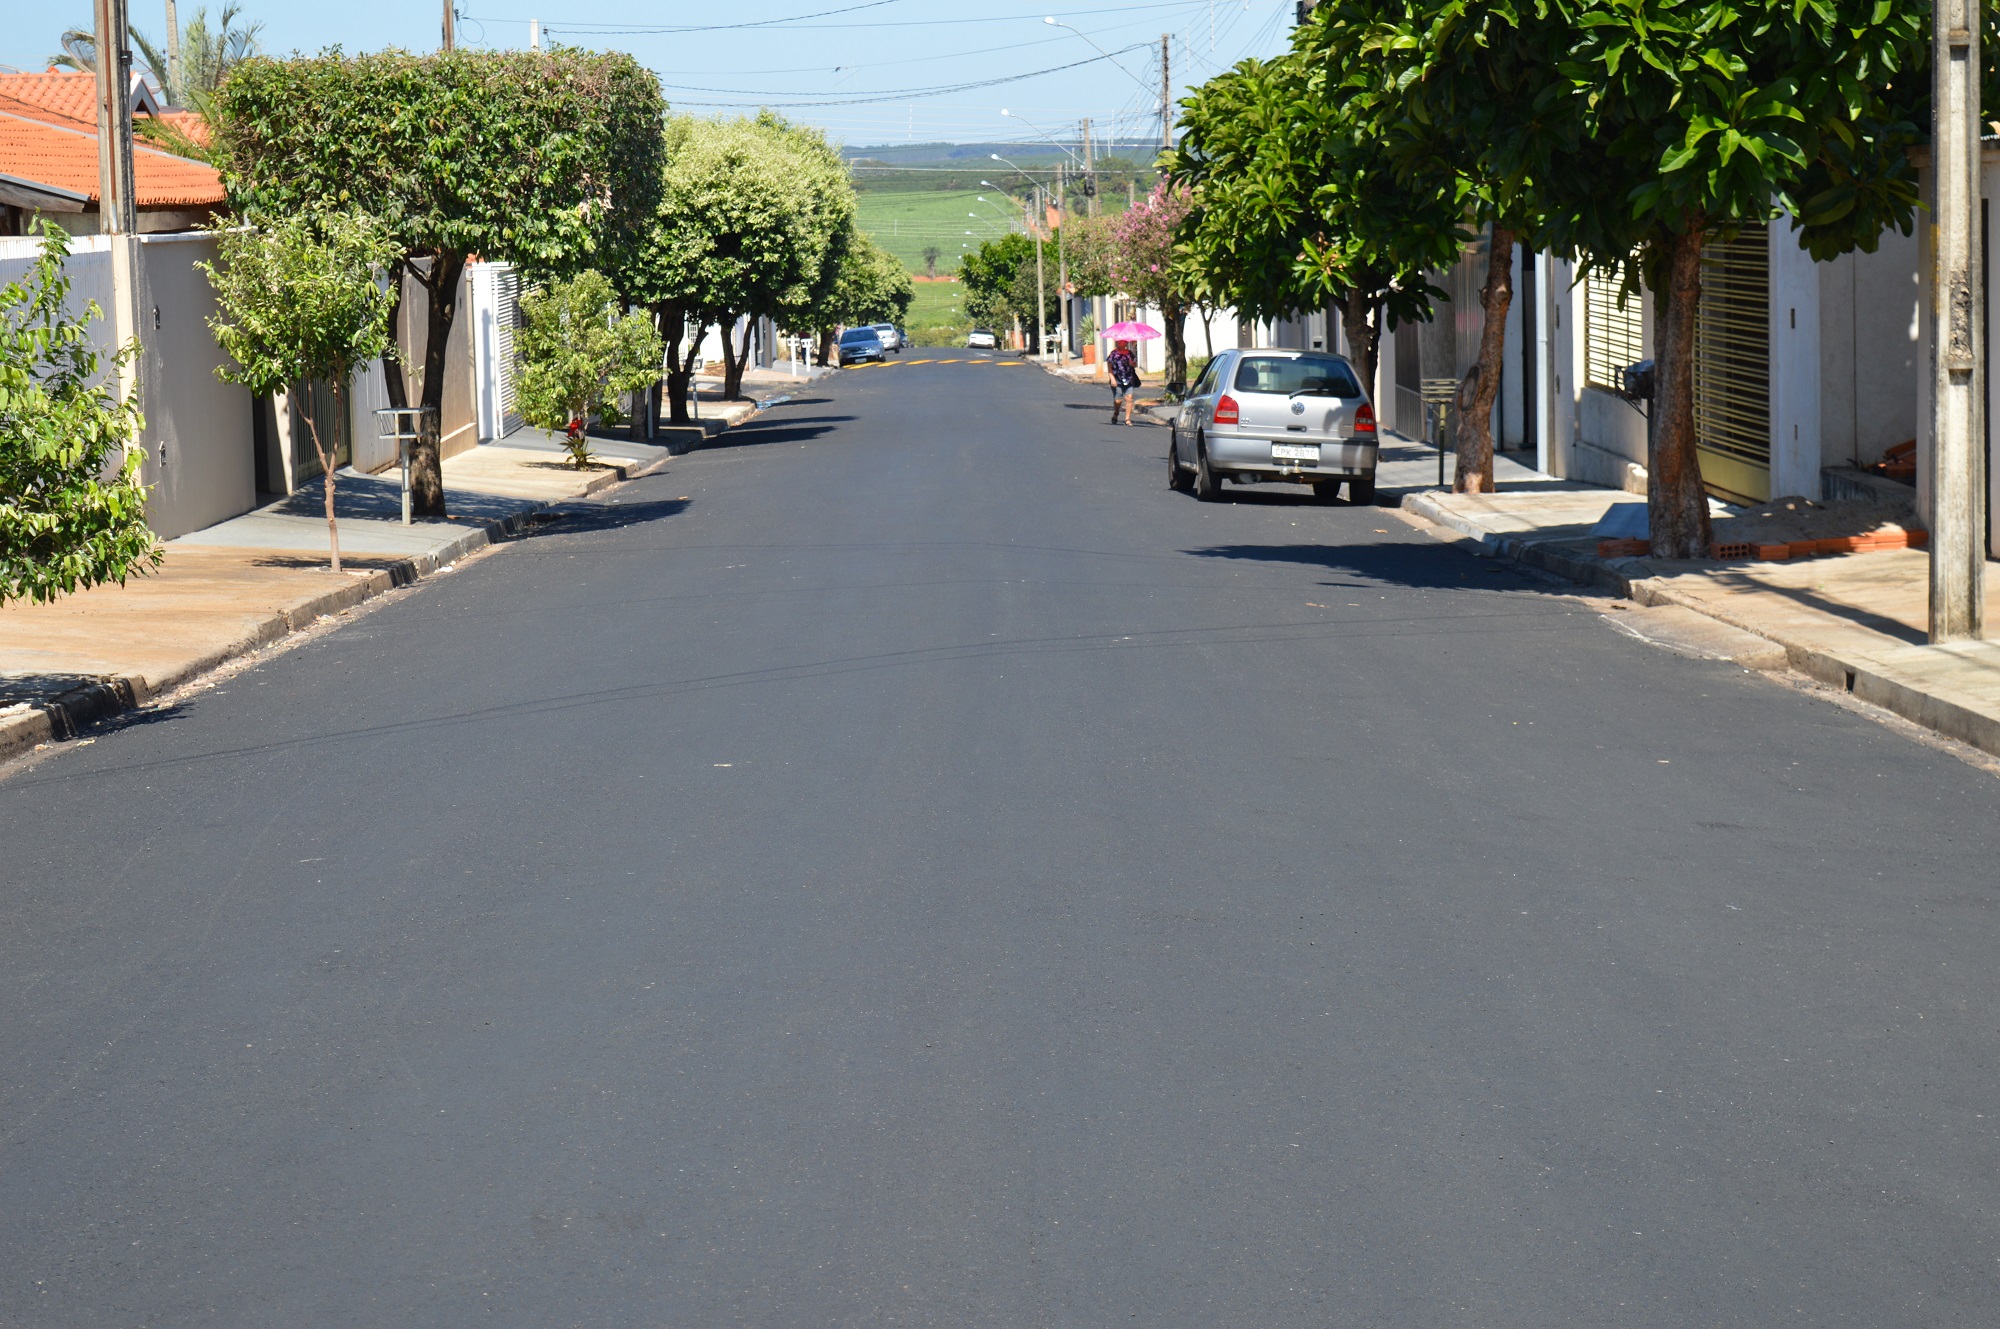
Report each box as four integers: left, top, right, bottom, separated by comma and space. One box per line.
1769, 221, 1823, 498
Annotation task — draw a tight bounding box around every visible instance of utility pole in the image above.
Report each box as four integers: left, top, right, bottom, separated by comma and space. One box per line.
1931, 0, 1986, 641
1056, 163, 1069, 365
442, 1, 455, 50
1160, 34, 1172, 151
163, 0, 180, 102
529, 19, 542, 50
1034, 184, 1048, 361
1081, 116, 1098, 217
93, 0, 140, 410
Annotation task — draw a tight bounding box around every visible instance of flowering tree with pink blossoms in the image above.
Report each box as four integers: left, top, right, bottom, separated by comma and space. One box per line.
1110, 181, 1196, 395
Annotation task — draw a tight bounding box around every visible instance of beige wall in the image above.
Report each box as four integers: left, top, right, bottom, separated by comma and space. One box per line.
134, 232, 256, 538
0, 229, 254, 541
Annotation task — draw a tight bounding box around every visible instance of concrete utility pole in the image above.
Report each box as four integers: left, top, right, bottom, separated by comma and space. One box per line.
1056, 163, 1069, 365
442, 2, 455, 50
1931, 0, 1986, 642
1034, 185, 1047, 360
1160, 35, 1172, 150
163, 0, 180, 102
93, 0, 141, 407
1081, 116, 1098, 217
529, 19, 542, 50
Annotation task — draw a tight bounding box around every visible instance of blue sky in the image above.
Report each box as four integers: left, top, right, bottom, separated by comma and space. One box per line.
3, 1, 1298, 148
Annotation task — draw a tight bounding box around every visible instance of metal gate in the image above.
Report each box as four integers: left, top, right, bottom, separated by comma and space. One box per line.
1693, 223, 1770, 503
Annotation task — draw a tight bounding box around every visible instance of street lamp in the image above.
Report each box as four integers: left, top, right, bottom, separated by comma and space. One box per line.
999, 108, 1084, 168
1042, 16, 1156, 97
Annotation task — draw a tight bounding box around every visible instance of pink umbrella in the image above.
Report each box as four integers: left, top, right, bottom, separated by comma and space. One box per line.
1104, 321, 1161, 340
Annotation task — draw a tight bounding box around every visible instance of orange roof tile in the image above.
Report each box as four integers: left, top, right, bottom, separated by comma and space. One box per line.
0, 106, 224, 210
0, 71, 160, 126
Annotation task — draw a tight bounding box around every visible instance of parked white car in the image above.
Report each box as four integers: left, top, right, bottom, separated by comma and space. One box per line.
1167, 349, 1378, 504
966, 328, 998, 350
870, 322, 903, 353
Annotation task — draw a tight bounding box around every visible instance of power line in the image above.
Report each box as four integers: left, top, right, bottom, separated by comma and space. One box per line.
511, 0, 1211, 35
660, 45, 1152, 107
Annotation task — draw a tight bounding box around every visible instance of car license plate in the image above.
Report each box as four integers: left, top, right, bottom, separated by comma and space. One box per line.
1272, 443, 1319, 462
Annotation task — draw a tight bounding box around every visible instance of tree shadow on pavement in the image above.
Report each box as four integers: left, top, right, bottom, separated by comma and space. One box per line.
695, 416, 852, 451
516, 496, 691, 537
1182, 540, 1539, 593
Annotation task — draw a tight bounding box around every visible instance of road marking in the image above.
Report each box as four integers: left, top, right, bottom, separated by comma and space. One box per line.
904, 359, 935, 365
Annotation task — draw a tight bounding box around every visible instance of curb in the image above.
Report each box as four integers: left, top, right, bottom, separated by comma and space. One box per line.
1401, 490, 2000, 759
0, 455, 646, 765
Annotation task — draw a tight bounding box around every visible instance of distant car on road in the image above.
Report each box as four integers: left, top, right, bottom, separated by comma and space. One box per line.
966, 328, 998, 350
1167, 348, 1379, 504
838, 327, 886, 366
870, 322, 903, 353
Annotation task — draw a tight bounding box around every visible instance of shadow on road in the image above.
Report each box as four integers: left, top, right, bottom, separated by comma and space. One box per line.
696, 416, 853, 451
519, 496, 692, 536
1182, 540, 1531, 592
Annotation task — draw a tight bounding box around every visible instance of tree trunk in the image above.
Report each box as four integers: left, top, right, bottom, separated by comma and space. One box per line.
300, 382, 341, 574
380, 258, 408, 411
720, 314, 753, 400
1650, 225, 1714, 559
409, 250, 467, 518
657, 301, 701, 425
1162, 299, 1188, 397
1454, 227, 1514, 495
816, 327, 835, 367
1200, 306, 1214, 361
1338, 288, 1381, 401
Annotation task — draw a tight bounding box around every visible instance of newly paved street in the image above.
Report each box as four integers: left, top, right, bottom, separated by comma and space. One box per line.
5, 355, 1999, 1326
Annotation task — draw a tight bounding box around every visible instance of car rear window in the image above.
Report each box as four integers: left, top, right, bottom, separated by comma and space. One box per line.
1233, 355, 1363, 397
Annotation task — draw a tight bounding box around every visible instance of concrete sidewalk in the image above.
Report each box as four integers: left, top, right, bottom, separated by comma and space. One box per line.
1405, 484, 2000, 758
0, 428, 672, 761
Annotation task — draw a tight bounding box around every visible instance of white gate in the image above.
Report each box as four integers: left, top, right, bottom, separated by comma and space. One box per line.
470, 262, 522, 442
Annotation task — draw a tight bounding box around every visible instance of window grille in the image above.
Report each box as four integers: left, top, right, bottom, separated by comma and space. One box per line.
1693, 223, 1770, 503
1584, 266, 1645, 391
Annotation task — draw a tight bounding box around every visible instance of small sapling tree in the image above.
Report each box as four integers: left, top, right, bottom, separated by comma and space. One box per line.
0, 224, 159, 605
204, 210, 400, 573
515, 269, 664, 469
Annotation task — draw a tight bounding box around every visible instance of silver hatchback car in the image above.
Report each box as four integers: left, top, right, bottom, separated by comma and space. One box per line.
1167, 348, 1378, 503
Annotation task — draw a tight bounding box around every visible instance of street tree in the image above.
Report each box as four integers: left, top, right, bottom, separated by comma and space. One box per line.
1310, 0, 1925, 548
203, 210, 401, 574
1110, 182, 1198, 395
0, 225, 158, 605
1170, 53, 1464, 400
217, 48, 665, 517
921, 246, 941, 279
515, 270, 665, 469
1554, 0, 1925, 555
960, 232, 1039, 340
1304, 0, 1568, 492
633, 113, 854, 413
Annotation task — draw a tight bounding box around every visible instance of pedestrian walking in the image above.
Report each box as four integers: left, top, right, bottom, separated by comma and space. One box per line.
1108, 339, 1141, 425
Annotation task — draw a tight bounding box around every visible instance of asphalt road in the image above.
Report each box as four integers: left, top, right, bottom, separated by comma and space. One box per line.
6, 353, 2000, 1327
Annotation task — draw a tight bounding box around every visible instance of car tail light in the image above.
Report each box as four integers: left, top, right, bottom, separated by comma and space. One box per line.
1213, 394, 1240, 425
1353, 403, 1377, 435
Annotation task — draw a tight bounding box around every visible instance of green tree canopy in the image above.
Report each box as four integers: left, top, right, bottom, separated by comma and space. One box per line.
631, 112, 857, 410
0, 226, 158, 605
216, 48, 666, 514
1170, 52, 1465, 398
959, 232, 1039, 337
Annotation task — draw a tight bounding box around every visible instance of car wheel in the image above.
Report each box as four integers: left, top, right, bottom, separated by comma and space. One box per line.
1194, 438, 1224, 502
1348, 472, 1377, 505
1168, 429, 1194, 492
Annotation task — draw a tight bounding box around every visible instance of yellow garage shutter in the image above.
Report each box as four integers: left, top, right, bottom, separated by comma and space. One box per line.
1693, 223, 1770, 503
